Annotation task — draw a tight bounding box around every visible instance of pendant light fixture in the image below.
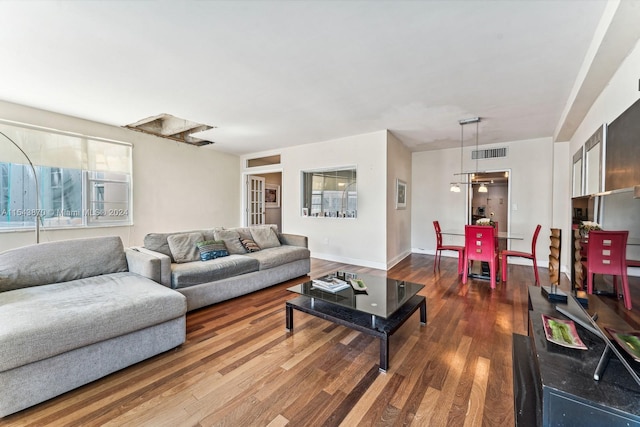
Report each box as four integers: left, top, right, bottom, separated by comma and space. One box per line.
471, 117, 486, 193
449, 123, 463, 192
450, 117, 481, 192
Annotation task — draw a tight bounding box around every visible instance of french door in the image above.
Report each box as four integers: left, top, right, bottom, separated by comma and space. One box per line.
246, 175, 265, 226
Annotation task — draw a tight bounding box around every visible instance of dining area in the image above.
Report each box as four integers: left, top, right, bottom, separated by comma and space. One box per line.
434, 219, 639, 312
433, 220, 540, 290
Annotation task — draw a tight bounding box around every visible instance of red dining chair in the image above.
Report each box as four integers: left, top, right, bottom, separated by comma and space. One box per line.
582, 230, 631, 310
501, 224, 541, 286
462, 225, 499, 289
433, 221, 465, 274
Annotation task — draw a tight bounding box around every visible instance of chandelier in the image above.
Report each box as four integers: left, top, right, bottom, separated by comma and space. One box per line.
450, 117, 481, 192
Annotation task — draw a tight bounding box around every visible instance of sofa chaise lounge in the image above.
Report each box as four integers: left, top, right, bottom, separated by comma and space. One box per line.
0, 236, 187, 417
139, 225, 310, 311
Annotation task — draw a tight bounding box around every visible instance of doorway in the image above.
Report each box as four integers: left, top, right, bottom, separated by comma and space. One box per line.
468, 170, 510, 251
245, 172, 282, 230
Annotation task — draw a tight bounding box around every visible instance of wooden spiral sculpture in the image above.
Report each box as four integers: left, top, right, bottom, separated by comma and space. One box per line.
549, 228, 561, 287
573, 228, 584, 290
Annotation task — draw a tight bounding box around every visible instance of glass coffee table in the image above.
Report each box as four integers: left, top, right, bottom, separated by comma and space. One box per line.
286, 272, 426, 372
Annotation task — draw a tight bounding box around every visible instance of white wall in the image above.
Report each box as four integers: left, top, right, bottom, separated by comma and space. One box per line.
411, 146, 468, 252
551, 140, 572, 270
0, 100, 240, 252
386, 131, 412, 268
412, 137, 555, 269
246, 131, 389, 269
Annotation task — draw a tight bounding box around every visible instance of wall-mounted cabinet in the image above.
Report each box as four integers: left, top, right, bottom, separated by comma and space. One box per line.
573, 124, 605, 198
584, 125, 604, 195
572, 147, 583, 197
606, 97, 640, 192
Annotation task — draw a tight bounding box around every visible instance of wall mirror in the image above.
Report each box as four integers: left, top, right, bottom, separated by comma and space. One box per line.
572, 148, 583, 197
301, 166, 357, 218
585, 125, 604, 195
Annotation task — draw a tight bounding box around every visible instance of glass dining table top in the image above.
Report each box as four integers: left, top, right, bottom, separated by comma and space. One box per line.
440, 228, 524, 240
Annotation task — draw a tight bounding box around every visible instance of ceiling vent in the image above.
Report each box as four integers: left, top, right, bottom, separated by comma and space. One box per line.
472, 147, 507, 160
124, 114, 215, 146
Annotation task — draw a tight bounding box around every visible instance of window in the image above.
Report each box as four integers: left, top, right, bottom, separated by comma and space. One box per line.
247, 154, 281, 168
0, 121, 132, 229
86, 171, 130, 224
301, 167, 357, 218
42, 166, 83, 223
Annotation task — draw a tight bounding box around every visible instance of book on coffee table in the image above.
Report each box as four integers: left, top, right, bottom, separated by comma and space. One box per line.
311, 277, 350, 293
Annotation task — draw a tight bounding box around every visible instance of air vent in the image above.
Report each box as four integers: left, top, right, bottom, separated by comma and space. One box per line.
472, 147, 507, 160
124, 114, 215, 146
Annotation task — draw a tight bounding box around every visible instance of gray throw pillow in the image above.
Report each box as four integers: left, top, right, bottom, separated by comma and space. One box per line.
167, 232, 204, 263
213, 229, 247, 254
250, 226, 281, 249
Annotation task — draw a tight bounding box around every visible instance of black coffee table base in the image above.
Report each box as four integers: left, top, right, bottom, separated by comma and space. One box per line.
285, 294, 426, 372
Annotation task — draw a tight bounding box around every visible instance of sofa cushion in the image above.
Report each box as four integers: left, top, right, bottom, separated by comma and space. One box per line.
170, 255, 259, 289
0, 272, 186, 372
244, 246, 311, 270
167, 232, 204, 263
0, 237, 128, 293
233, 227, 254, 241
196, 240, 229, 261
144, 228, 222, 261
213, 230, 247, 255
250, 226, 281, 249
233, 224, 278, 241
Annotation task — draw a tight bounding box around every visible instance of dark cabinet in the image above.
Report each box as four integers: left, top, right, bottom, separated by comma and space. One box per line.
606, 97, 640, 191
513, 286, 640, 426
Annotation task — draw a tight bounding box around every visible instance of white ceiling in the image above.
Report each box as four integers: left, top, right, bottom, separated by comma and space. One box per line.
1, 0, 635, 156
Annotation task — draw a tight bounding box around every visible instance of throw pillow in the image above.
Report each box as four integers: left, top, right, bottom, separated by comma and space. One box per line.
250, 225, 281, 249
196, 240, 229, 261
213, 229, 248, 254
167, 232, 204, 263
240, 238, 261, 252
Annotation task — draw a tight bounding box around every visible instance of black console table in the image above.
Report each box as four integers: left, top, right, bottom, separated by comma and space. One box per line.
513, 286, 640, 426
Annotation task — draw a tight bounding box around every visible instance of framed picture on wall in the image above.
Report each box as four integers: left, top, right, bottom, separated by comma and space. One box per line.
265, 184, 280, 208
396, 179, 407, 209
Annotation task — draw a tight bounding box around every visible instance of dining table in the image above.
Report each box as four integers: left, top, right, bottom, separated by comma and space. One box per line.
440, 229, 524, 241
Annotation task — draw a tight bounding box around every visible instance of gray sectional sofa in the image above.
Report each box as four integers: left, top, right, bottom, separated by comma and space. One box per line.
0, 236, 187, 418
139, 225, 310, 311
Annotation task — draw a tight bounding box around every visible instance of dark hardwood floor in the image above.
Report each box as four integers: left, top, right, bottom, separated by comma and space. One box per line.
2, 254, 639, 426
